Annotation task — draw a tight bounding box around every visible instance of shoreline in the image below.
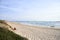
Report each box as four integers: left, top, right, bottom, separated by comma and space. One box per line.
12, 21, 60, 30
13, 21, 60, 28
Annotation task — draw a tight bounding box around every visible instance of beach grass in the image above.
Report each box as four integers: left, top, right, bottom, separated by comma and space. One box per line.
0, 27, 28, 40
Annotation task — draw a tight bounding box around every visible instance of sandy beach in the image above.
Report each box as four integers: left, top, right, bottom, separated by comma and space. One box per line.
4, 21, 60, 40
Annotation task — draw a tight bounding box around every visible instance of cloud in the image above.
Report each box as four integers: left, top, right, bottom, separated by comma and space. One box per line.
0, 0, 60, 21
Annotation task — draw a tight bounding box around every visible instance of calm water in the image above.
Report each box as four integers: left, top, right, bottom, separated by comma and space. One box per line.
16, 21, 60, 28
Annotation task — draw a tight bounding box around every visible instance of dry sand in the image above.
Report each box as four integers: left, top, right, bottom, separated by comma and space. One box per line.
5, 21, 60, 40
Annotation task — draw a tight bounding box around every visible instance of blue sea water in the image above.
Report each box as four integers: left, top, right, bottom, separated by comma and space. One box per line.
16, 21, 60, 28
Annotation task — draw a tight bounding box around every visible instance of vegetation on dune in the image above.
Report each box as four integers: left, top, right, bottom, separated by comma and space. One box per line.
0, 27, 28, 40
0, 20, 28, 40
0, 20, 11, 29
0, 20, 6, 24
0, 20, 9, 26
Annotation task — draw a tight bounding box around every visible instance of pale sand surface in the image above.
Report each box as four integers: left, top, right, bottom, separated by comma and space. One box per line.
6, 21, 60, 40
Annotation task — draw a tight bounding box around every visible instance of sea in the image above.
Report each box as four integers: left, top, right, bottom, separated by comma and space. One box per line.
15, 21, 60, 28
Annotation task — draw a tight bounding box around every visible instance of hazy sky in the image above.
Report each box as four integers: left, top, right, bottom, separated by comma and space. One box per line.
0, 0, 60, 21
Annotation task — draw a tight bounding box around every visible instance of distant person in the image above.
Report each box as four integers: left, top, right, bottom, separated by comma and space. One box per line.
13, 27, 16, 30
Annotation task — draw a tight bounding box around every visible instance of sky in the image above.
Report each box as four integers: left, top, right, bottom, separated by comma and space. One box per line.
0, 0, 60, 21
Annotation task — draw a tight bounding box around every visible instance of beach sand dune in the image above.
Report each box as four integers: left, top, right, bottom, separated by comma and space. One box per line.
5, 21, 60, 40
